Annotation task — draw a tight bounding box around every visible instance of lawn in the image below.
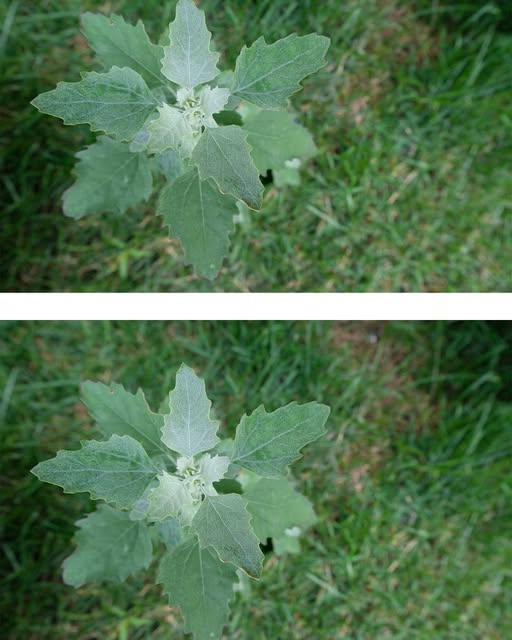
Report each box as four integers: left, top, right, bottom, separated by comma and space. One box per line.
1, 1, 511, 291
1, 321, 511, 639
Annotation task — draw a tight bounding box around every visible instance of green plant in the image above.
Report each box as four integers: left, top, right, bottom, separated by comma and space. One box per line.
31, 364, 330, 640
30, 0, 329, 279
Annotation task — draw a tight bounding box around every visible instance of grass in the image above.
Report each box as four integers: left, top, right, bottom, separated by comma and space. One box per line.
1, 321, 511, 639
1, 0, 511, 291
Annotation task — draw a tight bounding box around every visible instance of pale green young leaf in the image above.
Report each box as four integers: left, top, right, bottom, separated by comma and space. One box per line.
62, 137, 153, 218
199, 86, 231, 127
146, 471, 195, 523
192, 126, 263, 210
232, 402, 330, 477
199, 454, 231, 495
157, 168, 237, 279
31, 434, 158, 509
274, 163, 301, 187
81, 380, 165, 456
81, 13, 164, 87
192, 494, 263, 577
243, 110, 316, 174
62, 504, 153, 587
146, 104, 196, 155
161, 0, 220, 89
158, 535, 237, 640
161, 364, 220, 457
273, 529, 301, 555
243, 478, 316, 542
232, 34, 330, 109
31, 66, 158, 141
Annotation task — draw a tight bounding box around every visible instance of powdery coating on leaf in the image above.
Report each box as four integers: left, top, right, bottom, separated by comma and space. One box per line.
81, 380, 165, 455
232, 33, 330, 109
157, 536, 238, 640
31, 434, 158, 509
192, 494, 263, 578
146, 471, 196, 522
243, 477, 316, 542
80, 13, 164, 87
199, 86, 231, 127
192, 126, 263, 210
62, 137, 153, 218
157, 168, 237, 279
146, 104, 197, 155
31, 66, 158, 142
161, 364, 220, 457
63, 504, 153, 587
232, 402, 330, 478
161, 0, 220, 89
243, 110, 316, 174
199, 454, 231, 494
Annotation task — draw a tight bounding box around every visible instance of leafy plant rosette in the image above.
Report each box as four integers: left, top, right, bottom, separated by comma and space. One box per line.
31, 0, 330, 279
31, 364, 330, 640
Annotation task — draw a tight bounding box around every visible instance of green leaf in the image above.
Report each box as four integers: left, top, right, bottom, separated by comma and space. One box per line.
146, 104, 197, 156
243, 478, 316, 542
274, 163, 301, 187
273, 529, 301, 555
199, 86, 231, 127
62, 504, 153, 587
31, 66, 158, 141
192, 494, 263, 577
192, 126, 263, 210
31, 434, 158, 509
81, 13, 164, 88
155, 518, 183, 549
158, 535, 237, 640
81, 381, 165, 456
232, 402, 330, 477
62, 137, 153, 218
198, 454, 231, 495
161, 0, 220, 89
146, 471, 195, 523
157, 168, 237, 279
232, 34, 330, 109
161, 364, 220, 457
243, 110, 316, 174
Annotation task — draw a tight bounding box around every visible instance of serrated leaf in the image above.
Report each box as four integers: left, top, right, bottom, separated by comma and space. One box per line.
81, 13, 164, 87
161, 364, 220, 457
31, 66, 158, 141
243, 478, 316, 542
146, 104, 197, 155
243, 110, 316, 174
146, 471, 195, 522
192, 126, 263, 209
161, 0, 220, 89
232, 402, 330, 477
81, 381, 165, 455
31, 434, 158, 509
62, 504, 152, 587
62, 136, 153, 218
199, 454, 231, 495
199, 86, 231, 127
232, 34, 330, 109
157, 168, 237, 279
158, 535, 237, 640
192, 494, 263, 577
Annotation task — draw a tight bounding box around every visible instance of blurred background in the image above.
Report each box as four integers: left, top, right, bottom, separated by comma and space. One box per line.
0, 320, 511, 639
1, 0, 511, 292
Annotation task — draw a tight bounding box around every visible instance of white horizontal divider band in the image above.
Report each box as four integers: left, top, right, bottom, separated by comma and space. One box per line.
0, 294, 509, 321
